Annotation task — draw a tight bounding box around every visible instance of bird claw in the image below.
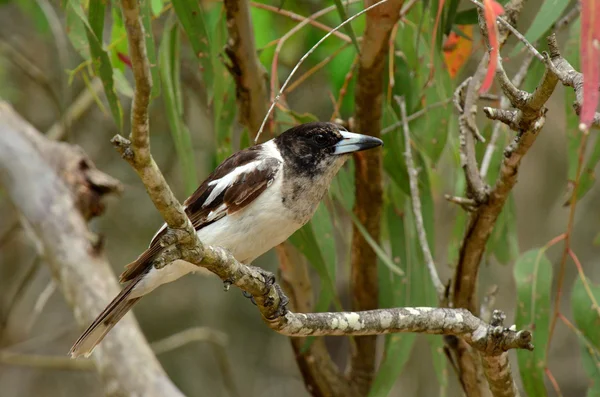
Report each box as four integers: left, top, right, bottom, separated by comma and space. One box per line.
242, 290, 257, 306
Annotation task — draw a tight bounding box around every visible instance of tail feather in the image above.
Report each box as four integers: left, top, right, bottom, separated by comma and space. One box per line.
69, 275, 144, 358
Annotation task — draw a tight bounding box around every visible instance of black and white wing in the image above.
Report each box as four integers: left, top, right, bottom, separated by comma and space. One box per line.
119, 146, 281, 282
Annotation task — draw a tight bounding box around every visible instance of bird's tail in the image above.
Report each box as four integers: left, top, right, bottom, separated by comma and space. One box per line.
69, 275, 143, 358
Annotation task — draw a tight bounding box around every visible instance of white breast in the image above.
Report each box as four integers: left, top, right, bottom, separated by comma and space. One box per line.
130, 157, 301, 298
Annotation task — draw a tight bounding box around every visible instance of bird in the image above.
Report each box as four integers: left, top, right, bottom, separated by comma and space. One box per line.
69, 121, 383, 358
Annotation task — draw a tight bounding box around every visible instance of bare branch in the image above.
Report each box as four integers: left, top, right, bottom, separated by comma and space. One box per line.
224, 0, 270, 138
46, 77, 104, 141
480, 311, 520, 397
397, 96, 445, 299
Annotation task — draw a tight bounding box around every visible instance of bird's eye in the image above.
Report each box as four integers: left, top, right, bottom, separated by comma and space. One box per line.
313, 134, 328, 147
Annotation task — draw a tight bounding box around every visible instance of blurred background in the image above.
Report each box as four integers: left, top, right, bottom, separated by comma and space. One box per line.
0, 0, 598, 396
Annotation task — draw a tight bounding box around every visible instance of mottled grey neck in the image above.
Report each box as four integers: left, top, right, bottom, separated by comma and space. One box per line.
280, 155, 348, 224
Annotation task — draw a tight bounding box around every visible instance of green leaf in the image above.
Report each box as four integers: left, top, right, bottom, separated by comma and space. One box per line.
330, 159, 355, 211
487, 194, 519, 264
370, 197, 416, 396
150, 0, 163, 16
453, 8, 478, 25
288, 211, 339, 312
113, 68, 133, 97
572, 277, 600, 350
110, 6, 128, 73
571, 277, 600, 396
511, 0, 571, 57
140, 0, 161, 98
368, 333, 416, 397
332, 0, 360, 52
66, 2, 89, 59
346, 208, 404, 277
171, 0, 213, 95
68, 0, 122, 129
160, 21, 198, 195
514, 249, 552, 397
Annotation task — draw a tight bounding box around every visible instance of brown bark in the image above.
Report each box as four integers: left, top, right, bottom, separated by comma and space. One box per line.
349, 1, 403, 392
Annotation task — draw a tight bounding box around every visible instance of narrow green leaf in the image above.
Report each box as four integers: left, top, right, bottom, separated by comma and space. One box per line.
330, 159, 355, 211
488, 194, 519, 265
110, 6, 128, 73
210, 12, 236, 163
68, 0, 122, 129
453, 8, 478, 25
113, 68, 133, 97
370, 196, 415, 396
66, 2, 89, 59
140, 0, 161, 98
332, 0, 360, 52
511, 0, 571, 57
288, 214, 340, 312
369, 333, 416, 397
160, 21, 197, 194
571, 277, 600, 396
514, 249, 552, 397
346, 208, 404, 276
150, 0, 163, 16
171, 0, 213, 94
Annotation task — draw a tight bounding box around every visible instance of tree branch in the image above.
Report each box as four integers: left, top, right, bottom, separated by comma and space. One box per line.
224, 0, 270, 138
397, 95, 445, 299
0, 102, 183, 397
349, 1, 403, 391
544, 34, 600, 129
222, 2, 351, 395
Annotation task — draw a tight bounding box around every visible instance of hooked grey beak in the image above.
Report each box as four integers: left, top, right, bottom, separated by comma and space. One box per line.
333, 131, 383, 155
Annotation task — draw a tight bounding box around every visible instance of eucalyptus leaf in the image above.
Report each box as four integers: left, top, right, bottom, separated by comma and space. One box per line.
514, 249, 552, 397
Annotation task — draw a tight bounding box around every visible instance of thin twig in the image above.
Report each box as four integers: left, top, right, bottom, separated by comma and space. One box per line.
250, 1, 354, 43
270, 3, 351, 105
381, 97, 452, 135
286, 42, 351, 94
26, 280, 56, 333
397, 96, 445, 299
255, 0, 391, 143
480, 51, 534, 178
46, 78, 104, 141
150, 327, 228, 354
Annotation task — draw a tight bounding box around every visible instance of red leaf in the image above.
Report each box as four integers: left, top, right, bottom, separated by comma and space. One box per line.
443, 25, 474, 78
580, 0, 600, 129
480, 0, 505, 94
117, 52, 132, 69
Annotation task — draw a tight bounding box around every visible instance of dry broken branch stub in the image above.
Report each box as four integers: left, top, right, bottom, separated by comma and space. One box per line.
0, 102, 184, 397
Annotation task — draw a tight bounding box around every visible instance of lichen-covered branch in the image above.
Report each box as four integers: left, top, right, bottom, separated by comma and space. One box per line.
0, 103, 183, 397
349, 1, 403, 391
223, 0, 269, 138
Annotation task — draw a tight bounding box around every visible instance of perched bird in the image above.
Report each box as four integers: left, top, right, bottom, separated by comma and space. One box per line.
69, 121, 382, 357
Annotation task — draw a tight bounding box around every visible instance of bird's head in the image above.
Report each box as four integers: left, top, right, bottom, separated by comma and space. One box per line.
274, 122, 383, 177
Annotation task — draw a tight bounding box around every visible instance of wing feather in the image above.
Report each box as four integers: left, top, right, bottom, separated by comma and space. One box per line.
119, 149, 280, 283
